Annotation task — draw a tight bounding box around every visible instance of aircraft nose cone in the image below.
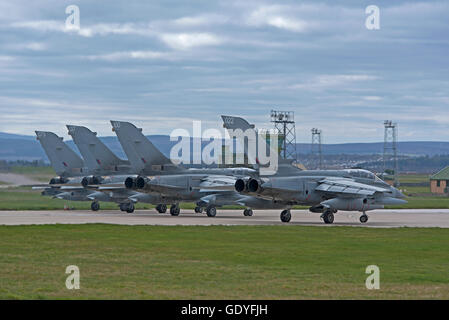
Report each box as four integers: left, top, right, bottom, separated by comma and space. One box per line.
392, 187, 406, 199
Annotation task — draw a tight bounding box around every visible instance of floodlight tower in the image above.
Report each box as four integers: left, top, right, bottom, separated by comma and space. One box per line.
311, 128, 323, 169
270, 110, 297, 160
383, 120, 399, 187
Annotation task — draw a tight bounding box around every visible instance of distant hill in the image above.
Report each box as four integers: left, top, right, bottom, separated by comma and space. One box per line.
2, 131, 449, 161
297, 142, 449, 156
0, 132, 37, 141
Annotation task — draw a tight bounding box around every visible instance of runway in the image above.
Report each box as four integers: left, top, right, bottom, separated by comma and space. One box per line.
0, 209, 449, 228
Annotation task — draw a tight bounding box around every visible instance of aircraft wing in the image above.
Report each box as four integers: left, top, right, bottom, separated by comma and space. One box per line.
315, 178, 390, 197
32, 185, 85, 191
85, 183, 125, 191
196, 175, 238, 191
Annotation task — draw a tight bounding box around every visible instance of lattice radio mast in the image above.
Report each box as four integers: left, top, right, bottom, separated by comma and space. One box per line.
270, 110, 297, 160
311, 128, 323, 169
383, 120, 399, 187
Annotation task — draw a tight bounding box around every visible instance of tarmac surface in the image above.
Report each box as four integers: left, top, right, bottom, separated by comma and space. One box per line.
0, 209, 449, 228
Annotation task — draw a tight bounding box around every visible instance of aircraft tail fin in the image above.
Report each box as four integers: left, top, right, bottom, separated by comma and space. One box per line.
110, 121, 177, 174
221, 115, 259, 166
66, 125, 130, 173
35, 131, 84, 177
221, 115, 300, 175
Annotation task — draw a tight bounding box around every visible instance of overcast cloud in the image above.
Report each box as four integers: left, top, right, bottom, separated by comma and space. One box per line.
0, 0, 448, 143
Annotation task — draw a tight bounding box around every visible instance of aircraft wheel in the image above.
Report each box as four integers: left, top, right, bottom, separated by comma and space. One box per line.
244, 209, 253, 216
170, 204, 180, 216
194, 206, 203, 213
280, 210, 291, 223
360, 214, 369, 223
206, 206, 217, 217
323, 212, 334, 224
119, 203, 126, 211
91, 201, 100, 211
126, 203, 135, 213
156, 204, 167, 213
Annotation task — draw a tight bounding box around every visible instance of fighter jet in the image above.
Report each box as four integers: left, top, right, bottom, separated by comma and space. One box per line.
35, 128, 137, 212
110, 120, 281, 217
221, 115, 407, 224
66, 124, 198, 213
65, 124, 145, 212
33, 131, 97, 206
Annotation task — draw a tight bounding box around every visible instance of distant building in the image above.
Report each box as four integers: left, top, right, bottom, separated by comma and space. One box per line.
430, 166, 449, 194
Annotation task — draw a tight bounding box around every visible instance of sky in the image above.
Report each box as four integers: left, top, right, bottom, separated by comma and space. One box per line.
0, 0, 448, 143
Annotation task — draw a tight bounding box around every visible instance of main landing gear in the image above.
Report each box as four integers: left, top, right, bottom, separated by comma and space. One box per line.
280, 209, 291, 223
91, 201, 100, 211
360, 213, 369, 223
206, 205, 217, 217
320, 210, 335, 224
243, 208, 253, 216
156, 204, 167, 214
170, 204, 180, 216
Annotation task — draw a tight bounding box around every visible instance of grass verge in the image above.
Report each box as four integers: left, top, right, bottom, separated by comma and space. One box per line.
0, 224, 448, 299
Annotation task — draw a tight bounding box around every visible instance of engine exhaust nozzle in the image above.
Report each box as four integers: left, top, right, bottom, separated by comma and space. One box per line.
124, 177, 136, 189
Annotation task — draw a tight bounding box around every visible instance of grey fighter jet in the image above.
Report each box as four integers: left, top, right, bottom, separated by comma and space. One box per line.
35, 128, 139, 212
110, 120, 283, 217
221, 115, 407, 224
66, 124, 191, 213
66, 124, 144, 212
33, 131, 97, 206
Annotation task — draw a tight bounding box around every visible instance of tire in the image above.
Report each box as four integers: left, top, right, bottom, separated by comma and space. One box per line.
126, 203, 135, 213
246, 209, 253, 217
91, 202, 100, 211
323, 212, 334, 224
360, 214, 368, 223
206, 206, 217, 217
243, 209, 248, 216
280, 210, 291, 223
170, 205, 180, 216
119, 203, 126, 211
194, 206, 202, 213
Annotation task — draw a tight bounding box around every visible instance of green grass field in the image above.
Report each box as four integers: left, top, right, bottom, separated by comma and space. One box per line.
0, 224, 448, 299
397, 174, 431, 184
11, 166, 56, 183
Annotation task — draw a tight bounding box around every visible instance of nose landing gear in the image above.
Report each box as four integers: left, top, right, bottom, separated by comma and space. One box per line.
194, 206, 204, 213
